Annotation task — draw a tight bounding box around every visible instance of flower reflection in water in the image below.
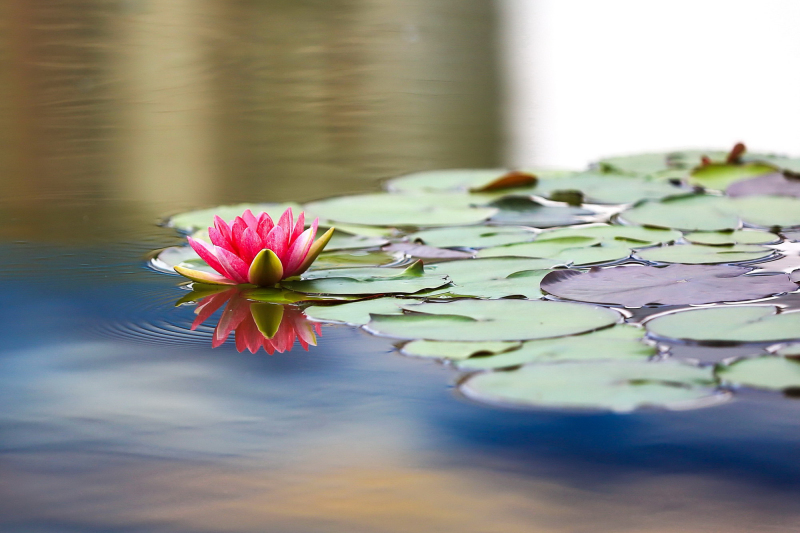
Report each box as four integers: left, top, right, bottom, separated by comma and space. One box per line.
186, 287, 322, 354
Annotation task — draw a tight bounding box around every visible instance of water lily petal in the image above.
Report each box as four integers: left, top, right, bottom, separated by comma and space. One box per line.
283, 224, 316, 277
213, 293, 251, 347
207, 226, 235, 253
264, 225, 289, 262
230, 217, 248, 255
187, 237, 227, 276
291, 212, 305, 246
257, 212, 275, 240
235, 316, 262, 354
216, 247, 250, 284
242, 209, 259, 230
248, 249, 284, 286
239, 227, 264, 264
191, 290, 235, 330
213, 216, 233, 243
278, 208, 294, 239
294, 225, 334, 276
174, 265, 237, 286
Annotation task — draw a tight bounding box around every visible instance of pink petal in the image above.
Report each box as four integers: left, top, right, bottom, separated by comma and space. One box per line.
239, 227, 264, 264
213, 294, 250, 347
208, 226, 235, 253
263, 225, 289, 264
230, 217, 248, 255
215, 247, 250, 284
187, 237, 227, 277
191, 290, 234, 330
213, 216, 232, 243
277, 208, 294, 239
290, 212, 305, 246
262, 337, 276, 355
242, 209, 259, 230
282, 226, 315, 277
235, 317, 262, 353
257, 213, 274, 240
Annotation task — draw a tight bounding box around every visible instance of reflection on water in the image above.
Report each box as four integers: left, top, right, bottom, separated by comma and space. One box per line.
183, 286, 322, 354
0, 0, 501, 211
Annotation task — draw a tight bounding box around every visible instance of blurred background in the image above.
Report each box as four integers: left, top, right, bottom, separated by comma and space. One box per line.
3, 3, 800, 532
2, 0, 798, 211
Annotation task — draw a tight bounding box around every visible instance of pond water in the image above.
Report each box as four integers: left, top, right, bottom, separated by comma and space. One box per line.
2, 2, 800, 532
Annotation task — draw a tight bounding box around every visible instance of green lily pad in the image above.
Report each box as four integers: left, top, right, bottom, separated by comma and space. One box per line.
424, 269, 550, 299
598, 150, 729, 175
304, 193, 497, 228
487, 197, 597, 227
536, 224, 682, 247
365, 299, 620, 341
619, 195, 739, 231
775, 344, 800, 357
683, 229, 780, 245
401, 340, 521, 360
460, 360, 726, 412
168, 203, 301, 232
689, 162, 777, 190
426, 257, 558, 283
534, 172, 685, 204
310, 250, 400, 269
646, 306, 800, 343
326, 232, 389, 251
304, 297, 407, 325
407, 226, 537, 249
283, 274, 449, 296
636, 243, 773, 264
717, 356, 800, 391
385, 168, 570, 193
729, 196, 800, 229
478, 238, 632, 266
152, 246, 211, 274
456, 325, 655, 371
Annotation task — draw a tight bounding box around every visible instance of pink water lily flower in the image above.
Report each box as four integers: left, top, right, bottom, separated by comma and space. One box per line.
174, 208, 334, 286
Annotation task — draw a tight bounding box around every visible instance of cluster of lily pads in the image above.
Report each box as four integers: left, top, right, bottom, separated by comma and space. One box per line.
154, 145, 800, 412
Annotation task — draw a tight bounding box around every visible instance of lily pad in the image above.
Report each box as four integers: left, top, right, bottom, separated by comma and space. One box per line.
725, 172, 800, 198
541, 265, 797, 307
646, 306, 800, 343
304, 297, 407, 325
619, 195, 739, 231
326, 232, 389, 251
598, 150, 729, 175
636, 243, 773, 264
168, 203, 300, 232
385, 168, 570, 193
460, 360, 726, 412
152, 246, 210, 275
689, 162, 777, 190
487, 197, 597, 227
407, 226, 537, 249
310, 250, 400, 269
426, 257, 558, 283
381, 243, 474, 260
400, 340, 521, 360
478, 239, 632, 266
285, 263, 449, 295
534, 172, 685, 204
456, 325, 654, 371
775, 344, 800, 357
536, 224, 681, 247
729, 196, 800, 229
304, 193, 497, 228
424, 269, 550, 300
365, 299, 620, 341
717, 356, 800, 391
683, 229, 780, 245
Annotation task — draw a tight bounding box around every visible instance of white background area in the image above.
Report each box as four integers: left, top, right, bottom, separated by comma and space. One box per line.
499, 0, 800, 169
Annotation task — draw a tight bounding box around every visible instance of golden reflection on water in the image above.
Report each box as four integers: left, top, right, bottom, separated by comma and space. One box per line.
3, 451, 799, 533
0, 0, 500, 215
